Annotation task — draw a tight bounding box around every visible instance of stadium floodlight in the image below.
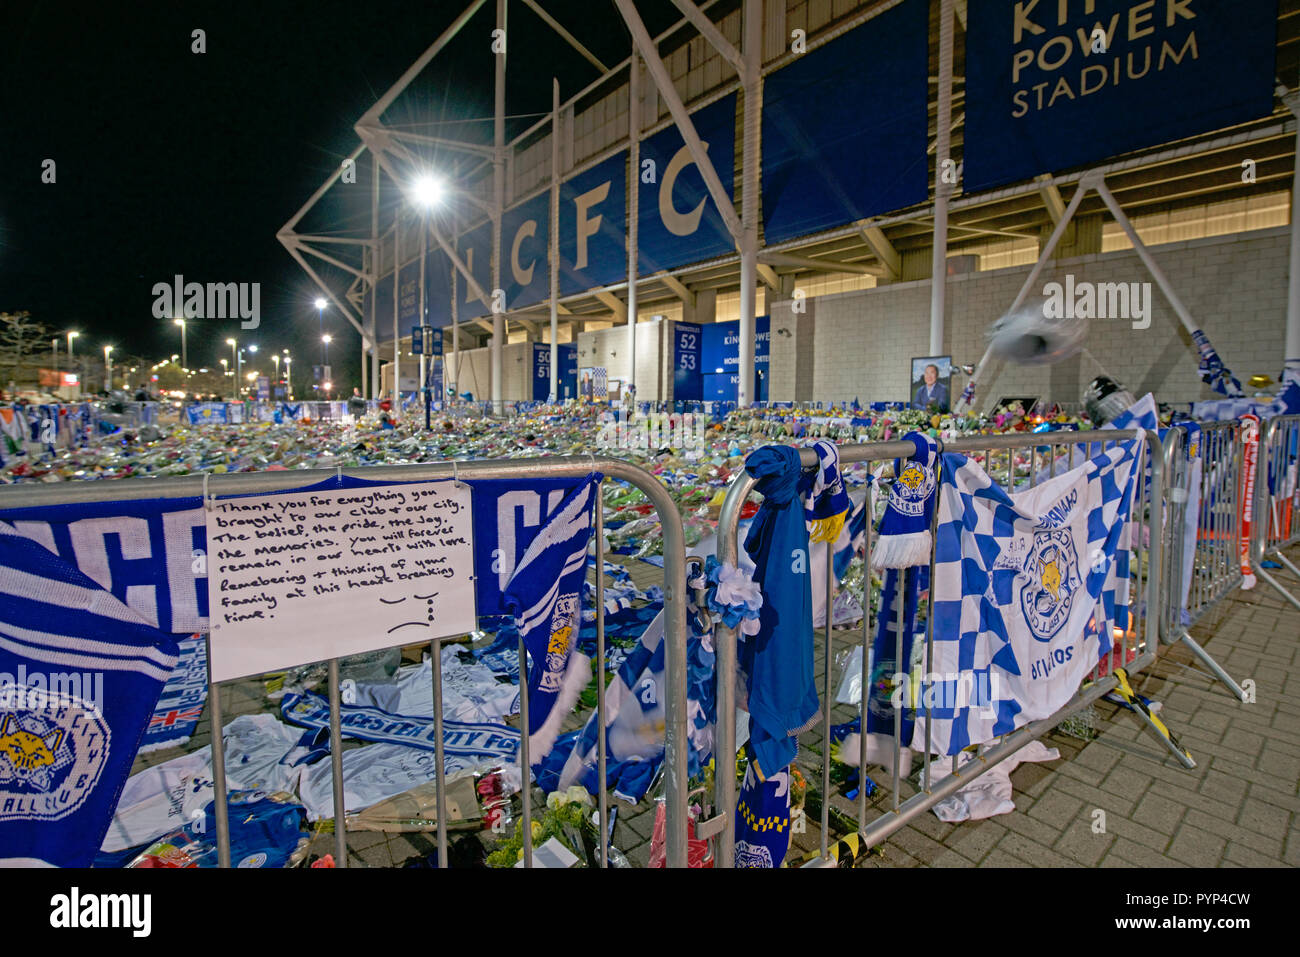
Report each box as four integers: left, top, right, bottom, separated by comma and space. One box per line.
411, 174, 444, 209
314, 297, 327, 310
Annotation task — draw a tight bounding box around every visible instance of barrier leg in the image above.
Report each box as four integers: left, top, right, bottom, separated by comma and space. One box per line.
1274, 551, 1300, 580
1171, 628, 1247, 702
1257, 566, 1300, 613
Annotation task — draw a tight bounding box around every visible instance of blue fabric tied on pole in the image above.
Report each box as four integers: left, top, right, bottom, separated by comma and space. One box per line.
740, 445, 821, 779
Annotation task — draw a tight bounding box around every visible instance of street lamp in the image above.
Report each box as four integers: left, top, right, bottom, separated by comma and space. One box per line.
283, 355, 293, 400
411, 172, 445, 420
321, 335, 332, 385
173, 318, 187, 375
103, 345, 114, 392
66, 331, 80, 396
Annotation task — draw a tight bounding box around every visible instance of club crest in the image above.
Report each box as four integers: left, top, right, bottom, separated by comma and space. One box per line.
889, 463, 934, 518
539, 592, 579, 692
1019, 530, 1080, 641
0, 691, 110, 822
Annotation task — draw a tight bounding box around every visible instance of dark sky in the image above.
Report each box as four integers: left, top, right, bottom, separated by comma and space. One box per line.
0, 0, 681, 390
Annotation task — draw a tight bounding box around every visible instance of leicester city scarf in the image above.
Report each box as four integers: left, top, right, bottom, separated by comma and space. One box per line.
871, 431, 939, 570
741, 446, 821, 779
504, 474, 601, 768
864, 433, 939, 743
281, 690, 519, 763
805, 439, 850, 544
734, 761, 792, 869
0, 520, 179, 867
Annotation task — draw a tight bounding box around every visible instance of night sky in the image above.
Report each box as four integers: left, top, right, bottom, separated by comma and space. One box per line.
0, 0, 682, 391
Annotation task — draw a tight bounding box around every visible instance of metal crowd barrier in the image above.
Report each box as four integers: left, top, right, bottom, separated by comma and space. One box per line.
0, 455, 692, 868
1160, 421, 1248, 698
1253, 414, 1300, 612
712, 427, 1179, 867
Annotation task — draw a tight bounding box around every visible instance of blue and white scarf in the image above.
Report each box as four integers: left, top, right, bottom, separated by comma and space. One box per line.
281, 690, 519, 763
805, 439, 850, 544
870, 432, 939, 570
864, 432, 939, 745
504, 475, 601, 768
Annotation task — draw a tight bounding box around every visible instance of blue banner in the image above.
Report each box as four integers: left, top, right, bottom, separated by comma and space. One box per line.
762, 0, 929, 243
185, 403, 228, 425
411, 326, 445, 357
424, 248, 453, 328
375, 271, 394, 333
503, 192, 552, 310
673, 321, 703, 402
637, 93, 737, 274
963, 0, 1279, 192
0, 475, 591, 635
398, 259, 420, 328
458, 219, 494, 318
559, 152, 627, 297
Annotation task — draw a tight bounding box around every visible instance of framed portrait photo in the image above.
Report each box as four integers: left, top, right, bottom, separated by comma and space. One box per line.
910, 355, 953, 413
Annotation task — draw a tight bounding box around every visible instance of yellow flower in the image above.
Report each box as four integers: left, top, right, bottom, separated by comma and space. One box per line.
531, 820, 542, 840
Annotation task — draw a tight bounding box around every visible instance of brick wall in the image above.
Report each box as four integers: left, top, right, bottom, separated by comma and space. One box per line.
577, 319, 669, 400
768, 227, 1290, 409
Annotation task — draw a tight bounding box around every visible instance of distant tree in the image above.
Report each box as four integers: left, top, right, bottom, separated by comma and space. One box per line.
0, 311, 51, 389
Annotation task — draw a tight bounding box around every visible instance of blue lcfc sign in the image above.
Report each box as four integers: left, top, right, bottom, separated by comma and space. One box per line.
411, 326, 423, 355
963, 0, 1278, 192
458, 220, 494, 318
636, 93, 737, 275
762, 0, 928, 243
559, 152, 627, 297
502, 192, 551, 311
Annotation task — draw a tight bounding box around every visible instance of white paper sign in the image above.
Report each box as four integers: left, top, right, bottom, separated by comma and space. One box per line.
206, 480, 475, 681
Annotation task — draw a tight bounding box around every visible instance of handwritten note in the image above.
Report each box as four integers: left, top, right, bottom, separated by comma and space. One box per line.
206, 480, 476, 681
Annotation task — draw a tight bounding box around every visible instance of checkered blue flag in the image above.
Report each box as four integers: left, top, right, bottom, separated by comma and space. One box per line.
913, 438, 1142, 756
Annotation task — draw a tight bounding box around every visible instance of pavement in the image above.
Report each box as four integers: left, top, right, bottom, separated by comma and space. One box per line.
120, 542, 1300, 868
